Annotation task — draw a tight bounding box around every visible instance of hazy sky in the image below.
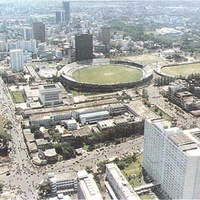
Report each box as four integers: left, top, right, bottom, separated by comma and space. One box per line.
0, 0, 198, 4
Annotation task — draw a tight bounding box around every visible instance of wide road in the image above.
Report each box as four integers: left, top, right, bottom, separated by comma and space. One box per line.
0, 78, 144, 199
40, 137, 144, 175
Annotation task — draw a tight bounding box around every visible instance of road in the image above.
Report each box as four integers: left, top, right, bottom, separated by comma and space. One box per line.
0, 76, 144, 199
40, 137, 144, 175
146, 84, 198, 129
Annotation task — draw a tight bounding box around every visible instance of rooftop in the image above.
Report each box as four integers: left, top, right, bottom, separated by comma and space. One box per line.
77, 170, 103, 200
106, 163, 140, 200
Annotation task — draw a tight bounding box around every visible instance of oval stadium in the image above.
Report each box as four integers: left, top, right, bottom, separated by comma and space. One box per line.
160, 62, 200, 78
60, 59, 152, 92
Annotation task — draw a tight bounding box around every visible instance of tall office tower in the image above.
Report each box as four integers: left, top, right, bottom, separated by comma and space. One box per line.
33, 22, 45, 43
56, 10, 67, 23
10, 49, 24, 72
23, 27, 34, 40
99, 25, 111, 53
75, 33, 93, 61
143, 118, 200, 199
62, 1, 70, 22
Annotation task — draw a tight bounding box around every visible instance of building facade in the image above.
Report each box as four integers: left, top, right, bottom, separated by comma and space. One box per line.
105, 163, 140, 200
56, 10, 67, 23
143, 118, 200, 199
23, 27, 34, 40
62, 1, 70, 22
33, 22, 46, 43
99, 25, 111, 53
75, 34, 93, 61
77, 170, 103, 200
10, 49, 24, 72
39, 84, 62, 106
48, 172, 77, 194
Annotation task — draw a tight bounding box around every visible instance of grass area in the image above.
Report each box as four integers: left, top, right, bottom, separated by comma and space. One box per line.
11, 91, 25, 103
161, 62, 200, 77
123, 54, 165, 65
140, 194, 154, 200
150, 105, 173, 121
72, 65, 143, 84
82, 144, 90, 151
122, 154, 143, 188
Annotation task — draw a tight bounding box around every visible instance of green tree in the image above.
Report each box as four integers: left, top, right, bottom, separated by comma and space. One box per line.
0, 183, 3, 193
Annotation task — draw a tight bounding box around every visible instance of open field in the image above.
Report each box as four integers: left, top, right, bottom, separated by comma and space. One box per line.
161, 62, 200, 77
11, 91, 25, 103
123, 54, 165, 65
122, 154, 142, 188
72, 65, 143, 84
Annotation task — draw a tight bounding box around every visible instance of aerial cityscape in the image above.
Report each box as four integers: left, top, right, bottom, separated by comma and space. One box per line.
1, 0, 200, 199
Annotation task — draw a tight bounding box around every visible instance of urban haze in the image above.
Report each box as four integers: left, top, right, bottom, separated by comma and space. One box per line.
0, 1, 200, 200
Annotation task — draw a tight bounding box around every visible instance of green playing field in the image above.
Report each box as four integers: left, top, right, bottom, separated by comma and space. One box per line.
161, 62, 200, 77
72, 65, 143, 84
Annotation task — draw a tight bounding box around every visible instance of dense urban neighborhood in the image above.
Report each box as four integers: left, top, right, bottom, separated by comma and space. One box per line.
1, 1, 200, 200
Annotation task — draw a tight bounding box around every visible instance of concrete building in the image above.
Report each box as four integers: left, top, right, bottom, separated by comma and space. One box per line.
105, 163, 140, 200
48, 172, 77, 194
79, 110, 109, 125
10, 49, 24, 72
33, 22, 45, 43
99, 25, 111, 53
23, 27, 34, 40
39, 84, 62, 106
75, 34, 93, 61
56, 10, 67, 24
143, 118, 200, 199
77, 170, 103, 200
64, 118, 78, 131
44, 148, 58, 163
63, 1, 70, 22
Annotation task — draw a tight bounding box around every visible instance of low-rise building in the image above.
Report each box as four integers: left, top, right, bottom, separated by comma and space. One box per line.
48, 172, 77, 195
77, 170, 103, 200
39, 84, 62, 106
35, 138, 49, 150
79, 110, 109, 125
44, 148, 58, 163
63, 118, 78, 131
26, 142, 38, 154
105, 163, 140, 200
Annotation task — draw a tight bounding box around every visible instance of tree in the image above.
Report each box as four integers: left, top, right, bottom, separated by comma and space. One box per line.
34, 131, 43, 139
0, 183, 3, 193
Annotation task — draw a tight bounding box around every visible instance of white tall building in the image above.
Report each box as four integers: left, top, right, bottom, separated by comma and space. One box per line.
23, 27, 34, 40
56, 10, 67, 23
143, 118, 200, 199
10, 49, 24, 72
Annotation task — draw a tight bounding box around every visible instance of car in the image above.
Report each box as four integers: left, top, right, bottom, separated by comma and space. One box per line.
6, 172, 10, 176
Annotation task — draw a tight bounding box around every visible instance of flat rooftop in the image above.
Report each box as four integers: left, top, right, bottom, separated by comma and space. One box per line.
106, 163, 140, 200
169, 128, 200, 156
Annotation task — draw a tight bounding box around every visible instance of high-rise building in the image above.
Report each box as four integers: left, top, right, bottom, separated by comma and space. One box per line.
10, 49, 24, 72
143, 118, 200, 199
77, 170, 103, 200
75, 34, 93, 61
23, 27, 34, 40
63, 1, 70, 22
33, 22, 45, 43
99, 25, 111, 53
56, 10, 67, 23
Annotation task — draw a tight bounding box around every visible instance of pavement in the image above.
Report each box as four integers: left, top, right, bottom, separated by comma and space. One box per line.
0, 76, 144, 199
